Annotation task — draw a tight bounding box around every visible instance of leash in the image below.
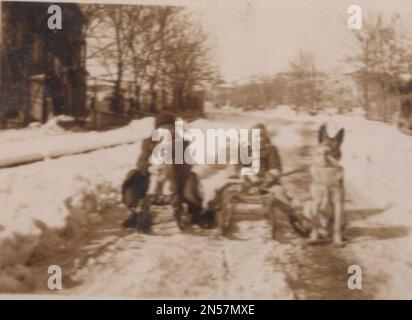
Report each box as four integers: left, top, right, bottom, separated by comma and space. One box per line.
277, 166, 307, 178
243, 166, 308, 189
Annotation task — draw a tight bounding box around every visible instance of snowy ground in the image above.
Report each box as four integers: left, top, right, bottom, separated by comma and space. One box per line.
249, 107, 412, 299
0, 107, 411, 299
0, 116, 155, 168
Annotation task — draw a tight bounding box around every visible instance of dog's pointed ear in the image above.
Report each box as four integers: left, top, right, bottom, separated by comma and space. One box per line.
318, 124, 328, 143
335, 128, 345, 144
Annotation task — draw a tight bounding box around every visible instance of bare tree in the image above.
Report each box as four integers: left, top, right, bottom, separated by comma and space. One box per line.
286, 50, 326, 113
123, 6, 157, 111
83, 5, 132, 113
162, 13, 214, 112
83, 4, 214, 114
348, 13, 412, 116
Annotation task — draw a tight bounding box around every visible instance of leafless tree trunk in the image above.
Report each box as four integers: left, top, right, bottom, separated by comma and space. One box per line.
83, 4, 213, 116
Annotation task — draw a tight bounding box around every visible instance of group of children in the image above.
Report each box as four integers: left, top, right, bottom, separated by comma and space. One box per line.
121, 112, 292, 231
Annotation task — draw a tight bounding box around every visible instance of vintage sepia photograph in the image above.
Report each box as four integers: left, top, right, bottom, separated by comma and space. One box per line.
1, 0, 412, 301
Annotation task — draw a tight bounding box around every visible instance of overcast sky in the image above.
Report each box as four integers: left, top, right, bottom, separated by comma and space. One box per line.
70, 0, 412, 82
188, 0, 412, 83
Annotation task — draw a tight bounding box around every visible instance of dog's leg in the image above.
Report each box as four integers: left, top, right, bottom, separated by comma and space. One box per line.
303, 200, 316, 241
305, 184, 323, 243
332, 190, 344, 247
309, 202, 320, 242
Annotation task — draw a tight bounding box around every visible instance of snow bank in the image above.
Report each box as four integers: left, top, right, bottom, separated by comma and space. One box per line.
0, 115, 81, 146
0, 117, 156, 292
324, 117, 412, 299
0, 117, 152, 239
0, 115, 154, 291
0, 117, 155, 168
0, 176, 122, 292
0, 146, 136, 293
0, 116, 228, 292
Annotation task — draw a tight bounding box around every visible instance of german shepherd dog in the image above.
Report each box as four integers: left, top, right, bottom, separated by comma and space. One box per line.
304, 124, 345, 246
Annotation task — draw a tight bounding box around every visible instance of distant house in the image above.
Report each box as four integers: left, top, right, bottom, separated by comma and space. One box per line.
0, 2, 87, 127
213, 83, 235, 107
179, 89, 205, 116
398, 80, 412, 133
366, 82, 400, 122
351, 71, 401, 122
350, 71, 412, 128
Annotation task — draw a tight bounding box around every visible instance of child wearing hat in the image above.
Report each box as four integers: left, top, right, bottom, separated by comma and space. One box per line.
121, 112, 204, 231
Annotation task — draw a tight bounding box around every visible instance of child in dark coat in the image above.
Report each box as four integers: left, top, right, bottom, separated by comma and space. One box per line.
121, 112, 203, 231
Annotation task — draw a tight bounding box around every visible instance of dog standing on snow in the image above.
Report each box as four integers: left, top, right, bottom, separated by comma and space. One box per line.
304, 124, 346, 246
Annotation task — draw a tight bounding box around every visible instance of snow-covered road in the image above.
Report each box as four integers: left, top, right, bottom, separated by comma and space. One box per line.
1, 109, 412, 299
